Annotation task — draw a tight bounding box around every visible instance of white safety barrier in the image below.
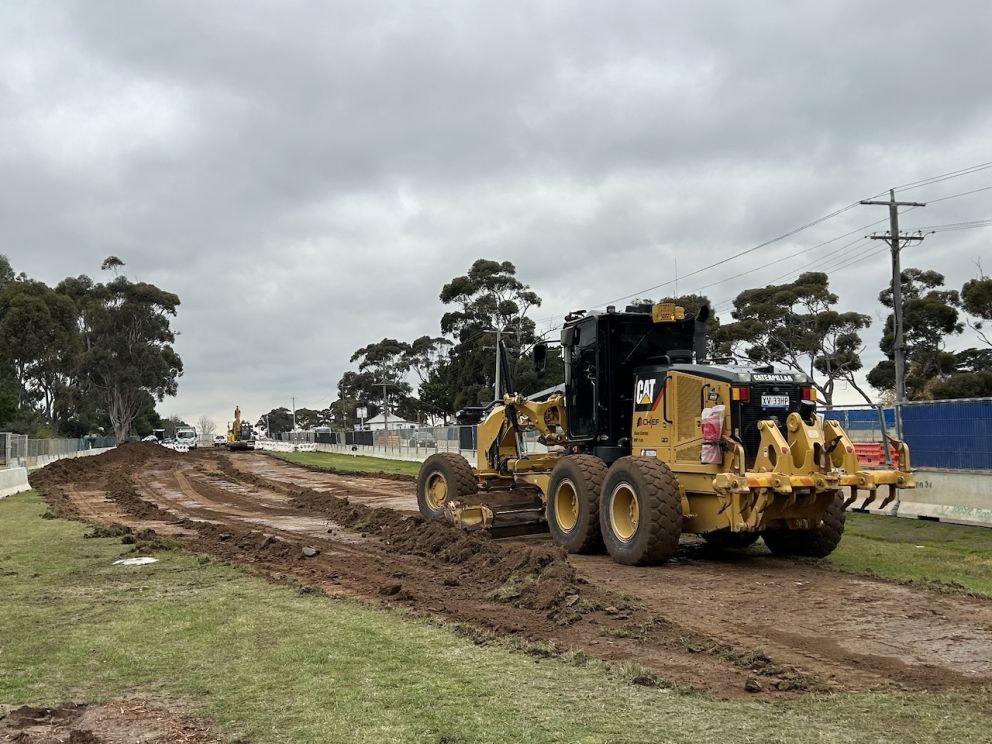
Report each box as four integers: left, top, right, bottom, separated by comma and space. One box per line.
310, 442, 471, 465
892, 468, 992, 527
254, 439, 315, 453
0, 466, 31, 499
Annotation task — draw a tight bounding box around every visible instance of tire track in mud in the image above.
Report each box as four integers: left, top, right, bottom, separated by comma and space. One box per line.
151, 461, 811, 698
227, 451, 992, 693
30, 444, 992, 699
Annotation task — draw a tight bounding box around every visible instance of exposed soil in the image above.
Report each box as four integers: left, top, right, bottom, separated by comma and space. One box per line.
0, 699, 220, 743
28, 444, 992, 700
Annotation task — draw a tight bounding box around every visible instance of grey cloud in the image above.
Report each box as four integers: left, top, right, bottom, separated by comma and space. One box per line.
2, 1, 990, 425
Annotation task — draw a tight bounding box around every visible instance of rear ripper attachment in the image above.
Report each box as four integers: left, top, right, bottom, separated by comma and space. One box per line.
416, 301, 915, 565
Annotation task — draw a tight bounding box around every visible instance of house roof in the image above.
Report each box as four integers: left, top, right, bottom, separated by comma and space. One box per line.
363, 412, 415, 425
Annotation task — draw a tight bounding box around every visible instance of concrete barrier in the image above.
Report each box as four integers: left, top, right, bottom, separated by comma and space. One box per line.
29, 447, 115, 470
0, 466, 31, 499
893, 468, 992, 527
313, 442, 472, 465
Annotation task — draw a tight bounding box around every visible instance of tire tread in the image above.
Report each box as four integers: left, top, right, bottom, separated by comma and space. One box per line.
417, 453, 476, 520
601, 456, 683, 566
547, 454, 607, 553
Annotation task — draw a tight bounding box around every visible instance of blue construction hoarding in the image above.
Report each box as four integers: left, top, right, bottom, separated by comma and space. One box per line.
900, 399, 992, 471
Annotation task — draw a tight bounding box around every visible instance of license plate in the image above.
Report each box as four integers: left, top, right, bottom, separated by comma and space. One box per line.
761, 394, 790, 408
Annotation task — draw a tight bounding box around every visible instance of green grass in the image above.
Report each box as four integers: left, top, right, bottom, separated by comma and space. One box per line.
825, 512, 992, 597
2, 492, 991, 743
268, 450, 422, 478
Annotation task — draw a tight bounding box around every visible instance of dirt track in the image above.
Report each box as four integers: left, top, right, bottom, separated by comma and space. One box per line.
30, 445, 992, 700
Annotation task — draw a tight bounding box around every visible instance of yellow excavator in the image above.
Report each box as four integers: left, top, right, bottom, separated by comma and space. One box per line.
417, 302, 913, 565
226, 406, 255, 452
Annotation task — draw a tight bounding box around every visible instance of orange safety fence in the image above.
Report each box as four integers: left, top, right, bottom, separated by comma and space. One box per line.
852, 442, 899, 467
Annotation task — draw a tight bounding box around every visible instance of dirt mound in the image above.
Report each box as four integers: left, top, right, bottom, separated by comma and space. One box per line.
30, 443, 178, 493
0, 699, 219, 743
288, 486, 577, 611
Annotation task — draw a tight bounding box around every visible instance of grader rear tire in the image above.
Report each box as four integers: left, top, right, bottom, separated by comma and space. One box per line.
702, 530, 761, 550
417, 453, 476, 521
546, 455, 607, 554
599, 457, 683, 566
763, 493, 846, 558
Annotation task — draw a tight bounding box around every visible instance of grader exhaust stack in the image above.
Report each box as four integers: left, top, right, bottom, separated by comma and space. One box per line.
417, 302, 914, 565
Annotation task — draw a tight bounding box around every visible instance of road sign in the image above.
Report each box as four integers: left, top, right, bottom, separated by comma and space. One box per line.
356, 406, 368, 419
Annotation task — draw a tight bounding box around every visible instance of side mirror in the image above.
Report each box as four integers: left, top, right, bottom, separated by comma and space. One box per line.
561, 327, 577, 347
533, 342, 548, 372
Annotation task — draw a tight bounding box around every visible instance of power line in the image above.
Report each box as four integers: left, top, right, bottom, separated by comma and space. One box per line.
925, 184, 992, 204
532, 163, 992, 332
597, 201, 866, 308
893, 161, 992, 192
601, 181, 989, 318
911, 219, 992, 232
686, 233, 873, 296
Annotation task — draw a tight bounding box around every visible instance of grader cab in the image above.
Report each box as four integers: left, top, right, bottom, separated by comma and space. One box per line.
417, 302, 913, 565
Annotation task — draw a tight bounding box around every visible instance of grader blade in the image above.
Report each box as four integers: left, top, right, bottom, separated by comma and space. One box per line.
444, 497, 547, 538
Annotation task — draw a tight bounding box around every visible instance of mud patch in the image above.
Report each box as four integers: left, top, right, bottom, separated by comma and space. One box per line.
0, 698, 219, 743
29, 446, 992, 700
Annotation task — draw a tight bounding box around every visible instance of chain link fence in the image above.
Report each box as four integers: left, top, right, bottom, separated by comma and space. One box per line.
0, 433, 117, 469
278, 424, 551, 462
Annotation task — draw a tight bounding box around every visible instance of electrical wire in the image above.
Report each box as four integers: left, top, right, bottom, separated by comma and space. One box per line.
893, 161, 992, 192
924, 184, 992, 204
596, 202, 866, 309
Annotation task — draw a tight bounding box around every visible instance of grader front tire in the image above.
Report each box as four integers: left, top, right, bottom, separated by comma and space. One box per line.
546, 455, 607, 554
599, 457, 683, 566
417, 453, 476, 521
763, 493, 846, 558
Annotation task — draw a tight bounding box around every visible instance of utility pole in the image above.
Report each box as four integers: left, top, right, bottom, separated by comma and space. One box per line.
382, 380, 389, 432
860, 190, 927, 408
484, 327, 505, 401
374, 380, 403, 432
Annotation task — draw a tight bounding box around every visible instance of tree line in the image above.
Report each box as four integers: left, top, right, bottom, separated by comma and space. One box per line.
257, 259, 565, 434
0, 255, 183, 441
712, 267, 992, 403
264, 258, 990, 434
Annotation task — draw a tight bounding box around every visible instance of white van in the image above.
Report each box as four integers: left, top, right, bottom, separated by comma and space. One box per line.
175, 427, 198, 450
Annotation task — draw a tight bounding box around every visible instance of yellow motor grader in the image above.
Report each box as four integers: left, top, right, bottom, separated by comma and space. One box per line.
417, 302, 914, 565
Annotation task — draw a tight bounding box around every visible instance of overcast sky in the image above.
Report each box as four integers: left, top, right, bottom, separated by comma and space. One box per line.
2, 1, 991, 429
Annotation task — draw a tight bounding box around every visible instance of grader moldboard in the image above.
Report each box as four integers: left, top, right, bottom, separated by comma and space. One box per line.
417, 302, 914, 566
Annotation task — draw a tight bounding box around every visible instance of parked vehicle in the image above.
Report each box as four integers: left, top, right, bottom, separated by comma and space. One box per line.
175, 427, 198, 450
409, 430, 436, 448
213, 435, 228, 447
